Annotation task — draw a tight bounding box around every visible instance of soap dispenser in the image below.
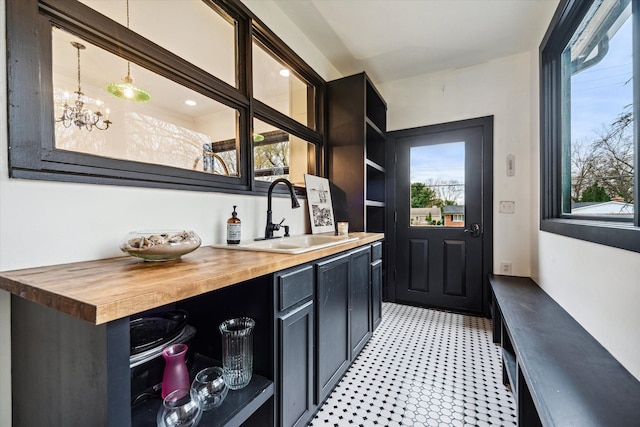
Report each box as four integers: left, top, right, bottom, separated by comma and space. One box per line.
227, 206, 241, 245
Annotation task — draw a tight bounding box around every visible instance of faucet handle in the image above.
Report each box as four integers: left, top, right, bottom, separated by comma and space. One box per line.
274, 218, 285, 231
283, 225, 290, 237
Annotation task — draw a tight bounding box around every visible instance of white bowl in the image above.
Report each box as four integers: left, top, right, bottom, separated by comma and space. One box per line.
120, 230, 201, 261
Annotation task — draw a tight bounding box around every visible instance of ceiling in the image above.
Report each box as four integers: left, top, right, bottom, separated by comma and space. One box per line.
271, 0, 560, 85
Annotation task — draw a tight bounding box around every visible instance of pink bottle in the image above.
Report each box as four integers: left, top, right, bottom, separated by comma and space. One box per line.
161, 343, 190, 399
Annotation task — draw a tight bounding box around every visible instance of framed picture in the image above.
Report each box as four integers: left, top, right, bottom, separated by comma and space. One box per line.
304, 174, 335, 234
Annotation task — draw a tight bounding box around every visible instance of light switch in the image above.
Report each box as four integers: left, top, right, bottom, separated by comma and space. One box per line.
499, 201, 515, 214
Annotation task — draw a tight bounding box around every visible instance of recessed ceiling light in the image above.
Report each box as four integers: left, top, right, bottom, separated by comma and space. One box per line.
279, 69, 290, 77
185, 100, 197, 106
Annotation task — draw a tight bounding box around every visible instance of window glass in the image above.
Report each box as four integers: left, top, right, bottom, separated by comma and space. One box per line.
53, 28, 239, 177
253, 118, 316, 185
79, 0, 237, 87
253, 39, 314, 128
562, 0, 633, 218
409, 142, 465, 227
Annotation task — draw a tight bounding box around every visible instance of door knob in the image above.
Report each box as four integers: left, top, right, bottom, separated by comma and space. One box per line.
464, 223, 482, 237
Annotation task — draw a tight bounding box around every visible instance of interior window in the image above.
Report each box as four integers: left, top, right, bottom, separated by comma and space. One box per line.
561, 0, 633, 219
52, 27, 240, 177
79, 0, 237, 88
253, 118, 316, 186
7, 0, 324, 193
252, 38, 315, 129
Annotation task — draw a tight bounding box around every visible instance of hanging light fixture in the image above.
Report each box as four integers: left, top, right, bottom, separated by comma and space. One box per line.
106, 0, 150, 102
57, 42, 112, 131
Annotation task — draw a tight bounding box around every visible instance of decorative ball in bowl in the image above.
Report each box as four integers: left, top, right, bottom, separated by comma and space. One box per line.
120, 230, 201, 261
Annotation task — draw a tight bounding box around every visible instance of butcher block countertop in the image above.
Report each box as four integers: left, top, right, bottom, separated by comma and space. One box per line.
0, 233, 383, 325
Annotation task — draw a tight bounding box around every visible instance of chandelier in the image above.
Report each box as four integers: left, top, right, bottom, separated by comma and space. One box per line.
57, 42, 112, 131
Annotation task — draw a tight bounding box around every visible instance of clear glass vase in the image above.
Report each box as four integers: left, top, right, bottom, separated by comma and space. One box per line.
219, 317, 255, 390
156, 388, 202, 427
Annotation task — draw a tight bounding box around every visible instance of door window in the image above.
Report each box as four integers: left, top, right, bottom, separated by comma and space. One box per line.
409, 141, 465, 227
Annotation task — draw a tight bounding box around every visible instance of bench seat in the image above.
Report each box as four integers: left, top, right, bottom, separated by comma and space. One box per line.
489, 274, 640, 427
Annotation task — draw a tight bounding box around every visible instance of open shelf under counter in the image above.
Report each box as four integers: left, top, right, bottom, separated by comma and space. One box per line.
132, 354, 273, 427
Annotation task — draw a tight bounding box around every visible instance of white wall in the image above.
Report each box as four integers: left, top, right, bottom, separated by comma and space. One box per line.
0, 1, 336, 423
534, 233, 640, 379
378, 52, 535, 278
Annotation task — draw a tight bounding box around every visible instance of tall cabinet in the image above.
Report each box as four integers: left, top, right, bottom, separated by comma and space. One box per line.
327, 72, 387, 233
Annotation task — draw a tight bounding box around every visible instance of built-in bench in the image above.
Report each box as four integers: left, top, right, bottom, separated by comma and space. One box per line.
489, 274, 640, 427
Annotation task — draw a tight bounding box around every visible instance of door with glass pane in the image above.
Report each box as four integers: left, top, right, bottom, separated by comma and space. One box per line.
394, 121, 489, 313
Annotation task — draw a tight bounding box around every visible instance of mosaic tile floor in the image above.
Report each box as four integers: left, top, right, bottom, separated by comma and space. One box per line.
309, 303, 516, 427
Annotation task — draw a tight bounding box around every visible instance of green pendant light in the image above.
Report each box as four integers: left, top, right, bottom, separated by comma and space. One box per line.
106, 61, 150, 102
106, 0, 150, 102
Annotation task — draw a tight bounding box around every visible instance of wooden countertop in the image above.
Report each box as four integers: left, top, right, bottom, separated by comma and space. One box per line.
0, 233, 383, 325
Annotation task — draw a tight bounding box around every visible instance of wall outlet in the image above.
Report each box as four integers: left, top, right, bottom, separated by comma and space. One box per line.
500, 262, 512, 275
499, 201, 515, 214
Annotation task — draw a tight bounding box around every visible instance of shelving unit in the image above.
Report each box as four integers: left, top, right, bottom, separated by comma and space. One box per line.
327, 72, 387, 233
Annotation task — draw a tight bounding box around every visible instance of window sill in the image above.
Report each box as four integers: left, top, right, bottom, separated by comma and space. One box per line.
540, 218, 640, 253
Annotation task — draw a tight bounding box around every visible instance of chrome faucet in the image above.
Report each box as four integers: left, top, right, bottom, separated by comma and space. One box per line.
265, 178, 300, 240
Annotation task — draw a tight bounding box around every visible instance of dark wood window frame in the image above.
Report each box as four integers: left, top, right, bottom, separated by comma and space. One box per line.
540, 0, 640, 253
6, 0, 325, 195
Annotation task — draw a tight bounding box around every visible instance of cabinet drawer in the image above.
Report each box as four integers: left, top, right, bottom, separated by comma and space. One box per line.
278, 265, 314, 312
371, 242, 382, 261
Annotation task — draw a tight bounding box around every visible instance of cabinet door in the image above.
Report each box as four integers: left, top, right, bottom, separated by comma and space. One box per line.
350, 247, 371, 359
315, 253, 350, 403
278, 300, 314, 427
371, 259, 382, 330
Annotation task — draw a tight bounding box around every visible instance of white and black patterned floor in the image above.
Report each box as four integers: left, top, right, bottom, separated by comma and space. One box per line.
309, 303, 516, 427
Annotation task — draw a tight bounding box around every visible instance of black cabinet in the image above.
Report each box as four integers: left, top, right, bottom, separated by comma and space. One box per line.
370, 241, 383, 331
349, 246, 371, 360
371, 259, 382, 331
315, 252, 351, 403
277, 301, 314, 427
274, 243, 383, 426
274, 265, 315, 427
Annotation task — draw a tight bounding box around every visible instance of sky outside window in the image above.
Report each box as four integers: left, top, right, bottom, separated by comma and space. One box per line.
567, 1, 634, 215
410, 141, 465, 206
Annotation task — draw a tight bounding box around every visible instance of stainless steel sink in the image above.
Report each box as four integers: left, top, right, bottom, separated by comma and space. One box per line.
212, 234, 359, 254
